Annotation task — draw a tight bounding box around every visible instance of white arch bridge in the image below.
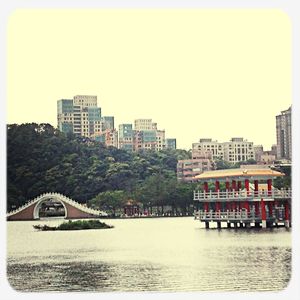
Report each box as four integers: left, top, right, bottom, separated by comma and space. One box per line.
7, 192, 107, 221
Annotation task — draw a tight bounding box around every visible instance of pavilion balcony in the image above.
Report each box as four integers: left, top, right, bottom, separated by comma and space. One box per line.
193, 188, 292, 202
194, 206, 286, 222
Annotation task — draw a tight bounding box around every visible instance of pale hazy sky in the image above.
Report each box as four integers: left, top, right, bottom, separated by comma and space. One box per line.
7, 9, 291, 150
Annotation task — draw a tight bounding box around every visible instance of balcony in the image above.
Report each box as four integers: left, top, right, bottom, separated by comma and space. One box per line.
193, 188, 291, 202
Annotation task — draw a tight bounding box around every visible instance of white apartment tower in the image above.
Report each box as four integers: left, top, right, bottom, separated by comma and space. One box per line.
192, 138, 254, 163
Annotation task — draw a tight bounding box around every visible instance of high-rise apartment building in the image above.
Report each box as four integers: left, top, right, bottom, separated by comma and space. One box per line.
133, 130, 143, 151
276, 106, 292, 160
91, 116, 117, 146
104, 129, 118, 148
134, 119, 157, 131
131, 119, 166, 152
119, 124, 134, 151
140, 130, 157, 150
73, 95, 98, 107
192, 137, 254, 163
101, 116, 114, 131
58, 100, 177, 152
166, 138, 177, 150
57, 95, 101, 138
92, 129, 118, 148
57, 99, 74, 133
155, 130, 165, 151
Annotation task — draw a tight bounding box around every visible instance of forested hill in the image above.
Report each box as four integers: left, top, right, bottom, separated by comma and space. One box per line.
7, 123, 192, 211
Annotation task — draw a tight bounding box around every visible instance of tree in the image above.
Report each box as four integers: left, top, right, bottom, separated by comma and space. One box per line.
169, 182, 195, 214
215, 158, 234, 170
89, 190, 127, 216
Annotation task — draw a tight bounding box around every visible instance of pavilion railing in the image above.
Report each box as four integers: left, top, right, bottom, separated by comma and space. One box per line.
194, 207, 286, 222
193, 188, 291, 202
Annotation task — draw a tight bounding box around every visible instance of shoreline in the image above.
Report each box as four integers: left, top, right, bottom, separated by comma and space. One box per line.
6, 214, 195, 222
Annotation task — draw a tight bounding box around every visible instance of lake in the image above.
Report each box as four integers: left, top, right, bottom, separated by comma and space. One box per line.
7, 217, 291, 292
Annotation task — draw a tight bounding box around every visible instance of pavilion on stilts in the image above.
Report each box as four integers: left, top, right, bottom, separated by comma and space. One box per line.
193, 168, 291, 229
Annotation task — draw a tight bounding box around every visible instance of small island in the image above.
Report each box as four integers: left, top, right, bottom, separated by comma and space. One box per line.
33, 219, 114, 231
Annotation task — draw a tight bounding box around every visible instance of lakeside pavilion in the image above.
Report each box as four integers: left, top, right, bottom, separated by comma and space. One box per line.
193, 168, 291, 229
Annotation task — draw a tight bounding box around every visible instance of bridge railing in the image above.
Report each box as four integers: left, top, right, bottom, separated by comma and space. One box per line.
7, 192, 107, 217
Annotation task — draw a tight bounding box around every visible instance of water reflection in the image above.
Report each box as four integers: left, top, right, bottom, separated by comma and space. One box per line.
7, 217, 291, 292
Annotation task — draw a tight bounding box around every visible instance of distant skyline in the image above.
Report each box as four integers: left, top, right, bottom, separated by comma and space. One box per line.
7, 9, 292, 150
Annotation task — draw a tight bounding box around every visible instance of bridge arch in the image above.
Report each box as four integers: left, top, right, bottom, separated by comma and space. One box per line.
33, 195, 68, 219
7, 192, 107, 221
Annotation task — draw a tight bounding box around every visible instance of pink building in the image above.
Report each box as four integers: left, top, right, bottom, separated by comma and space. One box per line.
177, 150, 214, 182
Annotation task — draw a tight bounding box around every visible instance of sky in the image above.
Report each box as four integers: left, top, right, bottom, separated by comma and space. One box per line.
7, 9, 292, 150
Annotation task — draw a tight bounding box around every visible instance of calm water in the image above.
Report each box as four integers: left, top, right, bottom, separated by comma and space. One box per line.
7, 217, 291, 292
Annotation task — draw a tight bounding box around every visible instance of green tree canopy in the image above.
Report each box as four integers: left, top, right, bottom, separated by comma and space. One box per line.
7, 123, 192, 212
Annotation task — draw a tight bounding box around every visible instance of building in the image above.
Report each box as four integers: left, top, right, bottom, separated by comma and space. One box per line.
104, 129, 118, 148
101, 116, 114, 131
271, 144, 277, 157
156, 130, 166, 151
166, 138, 177, 150
140, 130, 157, 151
192, 149, 213, 160
193, 168, 291, 229
119, 124, 134, 151
223, 138, 255, 163
130, 118, 172, 152
73, 95, 98, 107
192, 137, 255, 164
57, 95, 121, 149
92, 129, 118, 148
177, 149, 214, 182
133, 130, 143, 151
260, 153, 276, 164
254, 145, 264, 162
93, 133, 106, 144
134, 119, 157, 131
57, 95, 101, 138
57, 99, 74, 133
254, 144, 277, 165
177, 159, 213, 182
276, 106, 292, 160
192, 139, 223, 160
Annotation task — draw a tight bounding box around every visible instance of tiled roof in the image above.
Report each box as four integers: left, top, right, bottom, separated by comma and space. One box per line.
194, 168, 284, 180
